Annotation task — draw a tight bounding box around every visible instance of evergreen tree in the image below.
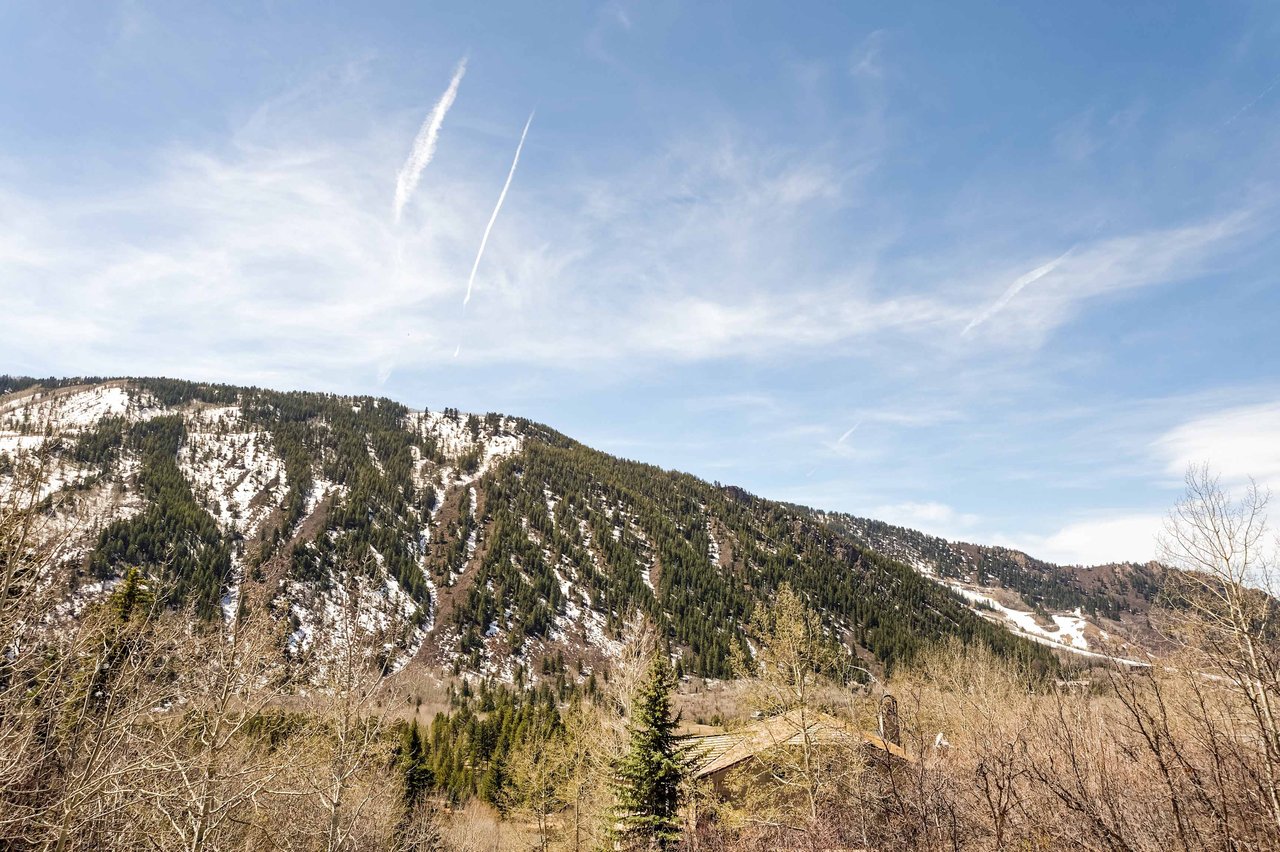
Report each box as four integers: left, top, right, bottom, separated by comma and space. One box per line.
107, 566, 155, 624
612, 655, 687, 850
399, 720, 433, 808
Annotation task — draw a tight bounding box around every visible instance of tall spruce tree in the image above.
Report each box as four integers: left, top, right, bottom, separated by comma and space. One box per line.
612, 654, 687, 850
399, 720, 433, 808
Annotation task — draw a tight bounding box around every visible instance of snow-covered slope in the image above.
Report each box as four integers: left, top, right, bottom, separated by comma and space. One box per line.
0, 382, 537, 674
1, 377, 1161, 684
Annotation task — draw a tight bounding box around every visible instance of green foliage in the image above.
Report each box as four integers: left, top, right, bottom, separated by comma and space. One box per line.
107, 567, 156, 623
825, 514, 1160, 620
457, 447, 481, 475
89, 415, 231, 619
612, 655, 686, 850
456, 441, 751, 677
72, 415, 127, 471
129, 378, 442, 610
237, 389, 447, 602
463, 439, 1058, 678
399, 720, 436, 808
132, 377, 241, 407
397, 680, 564, 806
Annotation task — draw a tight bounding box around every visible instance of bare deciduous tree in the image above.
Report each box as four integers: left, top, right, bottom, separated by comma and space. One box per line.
1157, 464, 1280, 832
127, 601, 296, 852
725, 584, 867, 842
301, 568, 405, 852
0, 428, 177, 851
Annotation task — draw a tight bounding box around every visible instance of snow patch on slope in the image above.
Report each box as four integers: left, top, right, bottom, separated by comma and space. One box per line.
283, 566, 426, 677
943, 582, 1139, 664
409, 410, 524, 487
179, 408, 286, 537
0, 384, 142, 429
0, 384, 164, 503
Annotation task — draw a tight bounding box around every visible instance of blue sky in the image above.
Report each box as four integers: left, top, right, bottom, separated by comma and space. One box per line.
3, 1, 1280, 565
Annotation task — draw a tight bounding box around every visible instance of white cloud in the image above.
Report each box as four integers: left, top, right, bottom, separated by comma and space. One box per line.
1153, 401, 1280, 492
0, 66, 1262, 393
0, 89, 914, 383
998, 513, 1163, 566
851, 30, 886, 80
623, 292, 963, 362
870, 501, 980, 540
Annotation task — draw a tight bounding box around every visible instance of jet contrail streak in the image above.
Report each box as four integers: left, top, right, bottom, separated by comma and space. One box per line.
836, 422, 861, 444
1225, 71, 1280, 128
962, 247, 1074, 336
393, 59, 467, 224
463, 111, 534, 307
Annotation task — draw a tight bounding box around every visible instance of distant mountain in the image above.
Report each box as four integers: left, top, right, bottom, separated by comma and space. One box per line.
0, 376, 1165, 682
815, 513, 1165, 664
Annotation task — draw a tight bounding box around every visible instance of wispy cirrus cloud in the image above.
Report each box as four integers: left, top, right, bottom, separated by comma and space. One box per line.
851, 29, 886, 80
0, 140, 1260, 392
871, 500, 981, 539
0, 62, 1266, 398
960, 211, 1255, 345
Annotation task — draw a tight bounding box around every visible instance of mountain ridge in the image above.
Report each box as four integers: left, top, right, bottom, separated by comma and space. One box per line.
0, 375, 1164, 681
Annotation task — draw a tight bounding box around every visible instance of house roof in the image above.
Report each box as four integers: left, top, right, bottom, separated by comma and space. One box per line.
687, 709, 912, 779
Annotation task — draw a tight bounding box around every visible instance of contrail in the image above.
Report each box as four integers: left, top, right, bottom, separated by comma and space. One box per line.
463, 111, 534, 307
1225, 71, 1280, 128
962, 247, 1074, 336
393, 59, 467, 224
836, 422, 861, 444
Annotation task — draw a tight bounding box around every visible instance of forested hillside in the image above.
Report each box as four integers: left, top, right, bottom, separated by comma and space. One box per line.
822, 512, 1164, 617
0, 375, 1147, 682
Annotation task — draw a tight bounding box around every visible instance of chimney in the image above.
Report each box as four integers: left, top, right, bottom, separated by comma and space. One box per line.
878, 694, 900, 746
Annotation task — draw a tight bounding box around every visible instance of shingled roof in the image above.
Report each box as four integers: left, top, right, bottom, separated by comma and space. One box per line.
687, 709, 912, 780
